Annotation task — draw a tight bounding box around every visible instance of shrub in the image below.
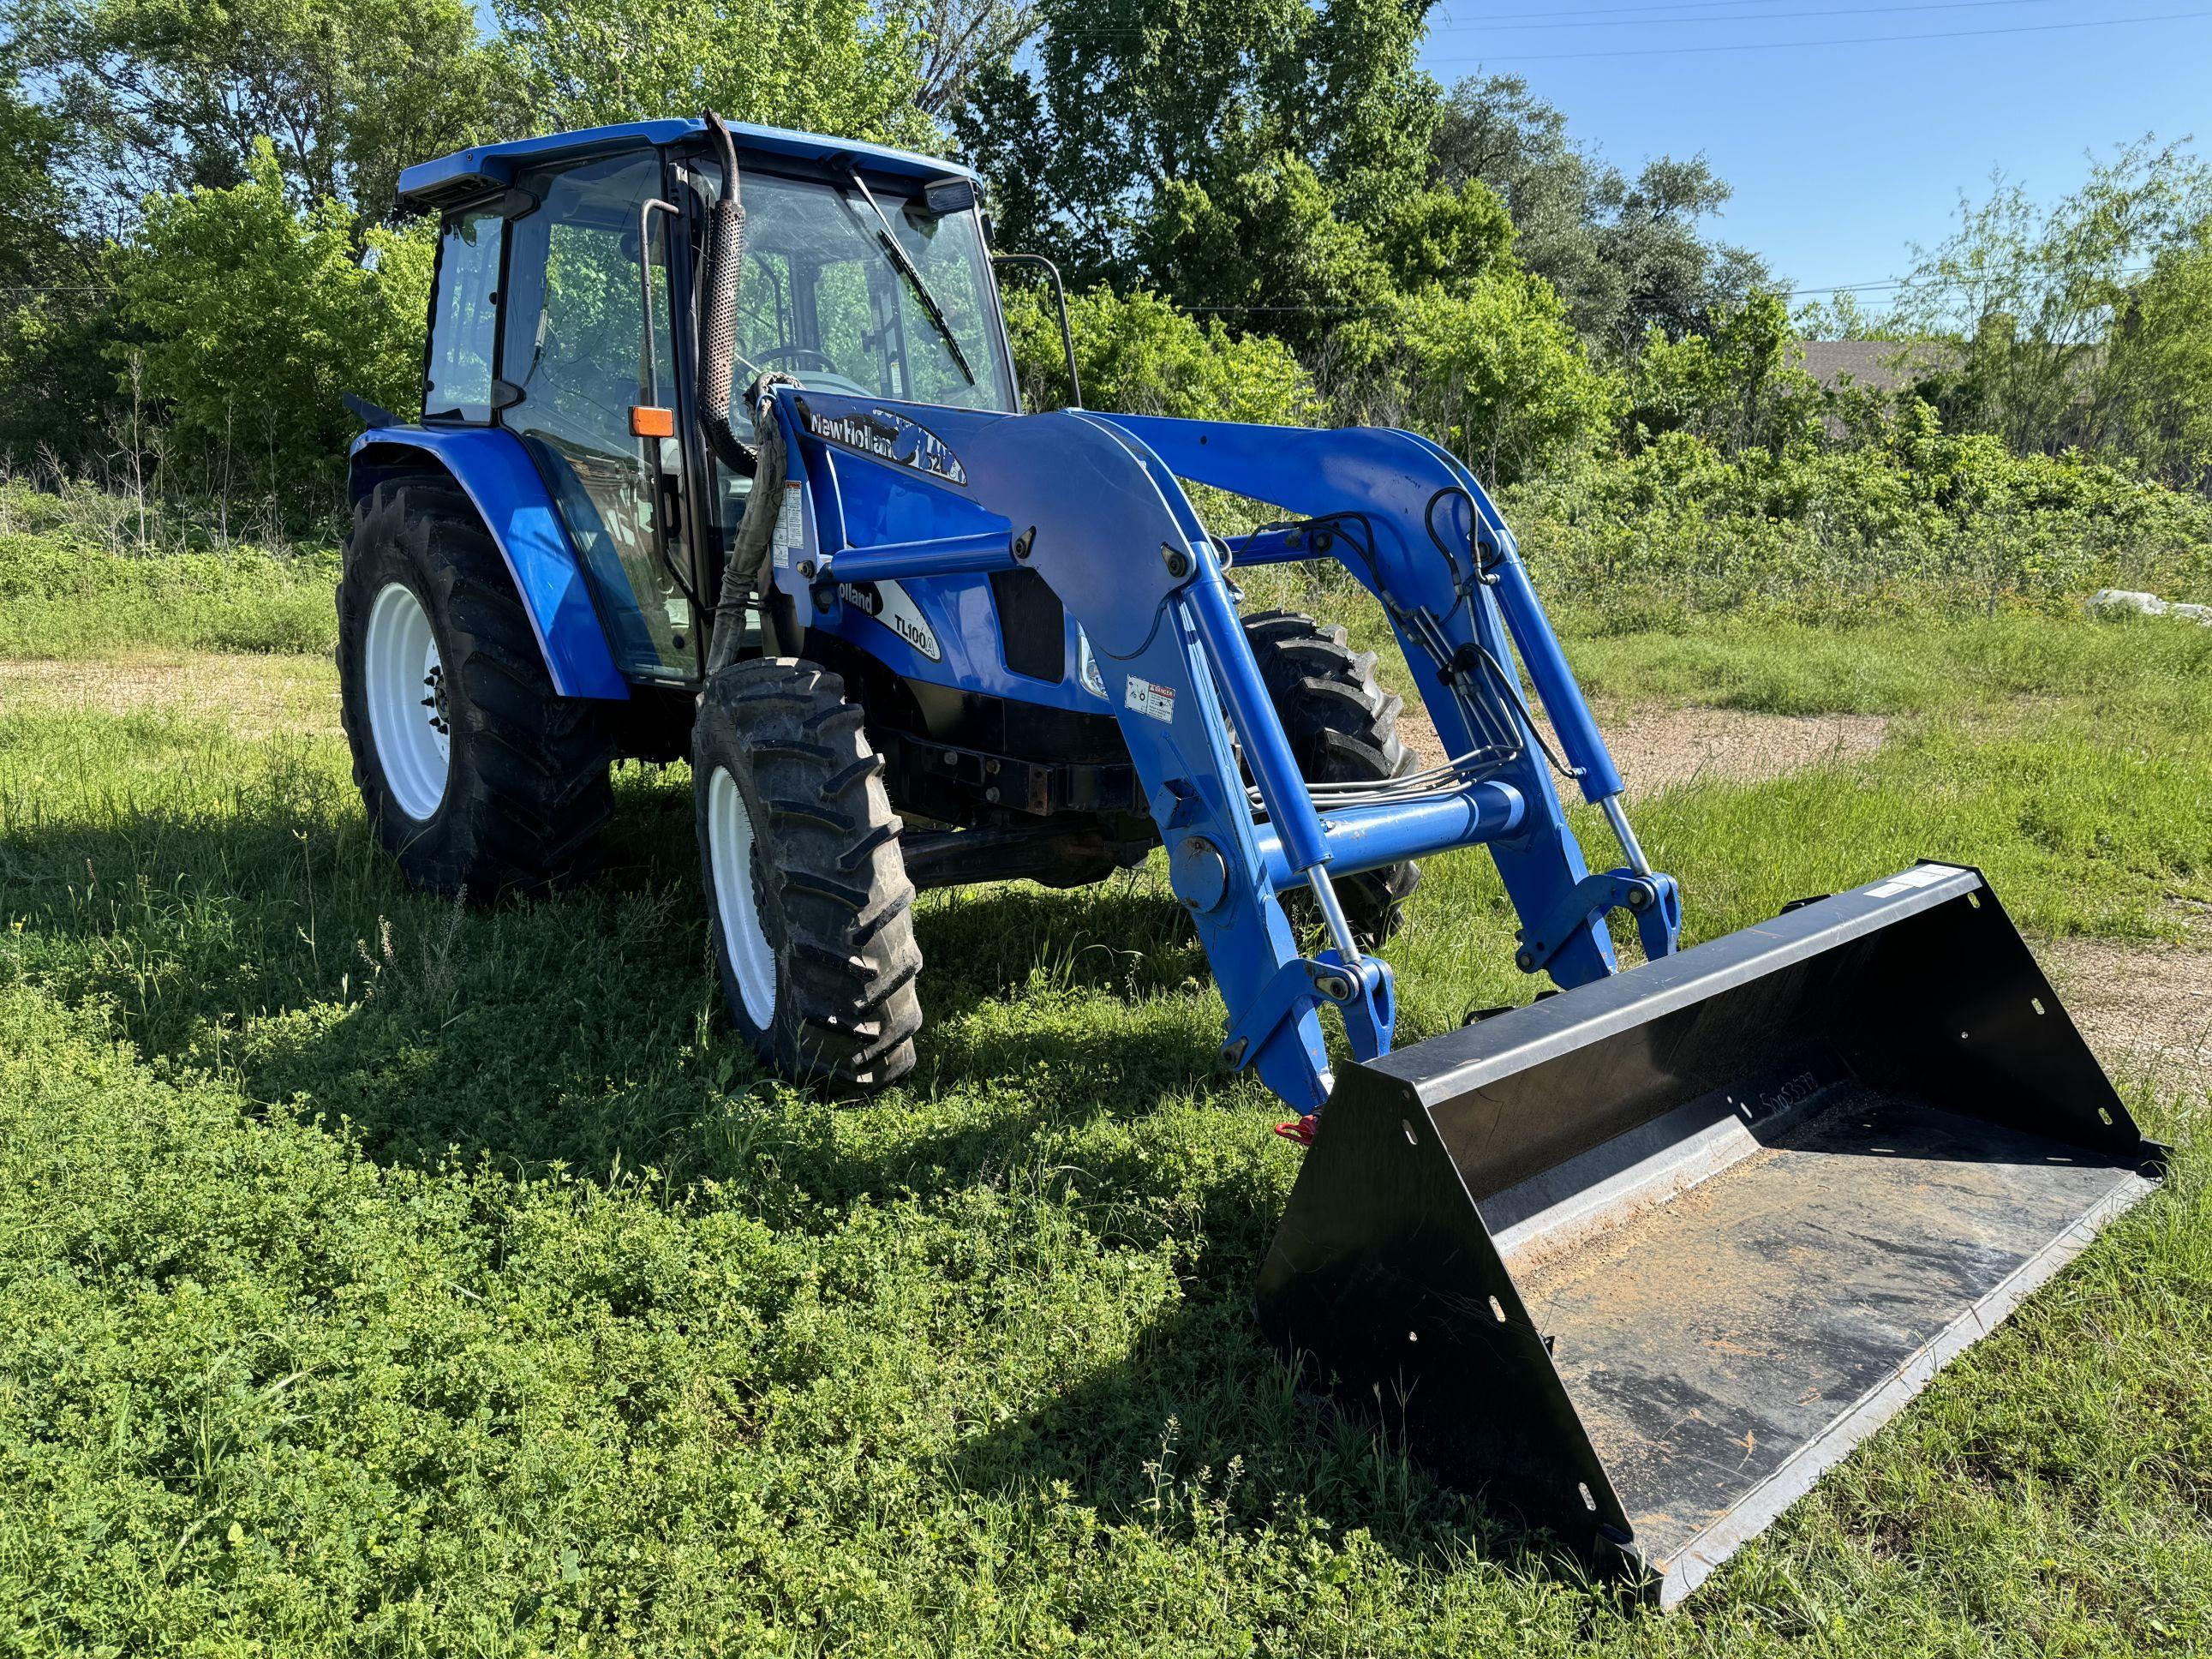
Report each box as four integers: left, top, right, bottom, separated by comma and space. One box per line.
126, 141, 432, 507
1003, 284, 1320, 426
1508, 408, 2212, 625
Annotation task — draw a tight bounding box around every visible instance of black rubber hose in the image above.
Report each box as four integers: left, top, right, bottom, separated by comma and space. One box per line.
696, 111, 752, 476
706, 371, 804, 673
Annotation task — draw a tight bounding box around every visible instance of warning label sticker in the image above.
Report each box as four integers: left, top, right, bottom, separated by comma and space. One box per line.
770, 482, 804, 569
1124, 674, 1176, 724
1865, 863, 1963, 899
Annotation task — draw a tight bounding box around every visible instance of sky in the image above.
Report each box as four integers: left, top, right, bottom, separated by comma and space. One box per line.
1414, 0, 2212, 312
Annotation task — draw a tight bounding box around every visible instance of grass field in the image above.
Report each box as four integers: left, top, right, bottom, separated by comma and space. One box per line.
1, 523, 2209, 1655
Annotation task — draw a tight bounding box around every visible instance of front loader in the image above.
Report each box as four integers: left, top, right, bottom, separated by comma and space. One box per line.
338, 113, 2165, 1605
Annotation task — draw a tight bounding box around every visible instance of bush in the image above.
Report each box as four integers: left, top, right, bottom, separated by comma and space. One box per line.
1003, 284, 1319, 426
1507, 406, 2212, 625
126, 141, 432, 509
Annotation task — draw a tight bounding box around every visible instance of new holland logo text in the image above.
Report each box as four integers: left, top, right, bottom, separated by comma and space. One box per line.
804, 404, 968, 487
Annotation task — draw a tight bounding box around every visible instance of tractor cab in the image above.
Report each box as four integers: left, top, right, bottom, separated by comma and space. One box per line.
396, 120, 1018, 692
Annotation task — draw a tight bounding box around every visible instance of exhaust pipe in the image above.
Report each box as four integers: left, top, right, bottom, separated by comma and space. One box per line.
1259, 862, 2164, 1607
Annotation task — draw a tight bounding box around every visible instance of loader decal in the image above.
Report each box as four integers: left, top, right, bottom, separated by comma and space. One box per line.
803, 403, 968, 487
840, 579, 942, 662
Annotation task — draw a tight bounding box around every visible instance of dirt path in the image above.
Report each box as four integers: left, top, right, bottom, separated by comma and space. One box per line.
2043, 936, 2212, 1102
1396, 699, 1890, 801
0, 652, 338, 738
4, 650, 2204, 1100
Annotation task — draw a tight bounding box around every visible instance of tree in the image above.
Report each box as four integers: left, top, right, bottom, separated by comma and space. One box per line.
1893, 137, 2212, 461
9, 0, 507, 221
1627, 290, 1821, 456
493, 0, 933, 150
2105, 217, 2212, 489
1337, 268, 1621, 486
0, 79, 63, 284
126, 140, 430, 496
1430, 74, 1768, 358
957, 0, 1440, 335
912, 0, 1041, 120
1002, 283, 1318, 425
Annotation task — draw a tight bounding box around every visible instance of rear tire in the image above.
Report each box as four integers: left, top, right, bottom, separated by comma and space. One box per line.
1243, 608, 1421, 946
693, 658, 923, 1089
338, 475, 613, 897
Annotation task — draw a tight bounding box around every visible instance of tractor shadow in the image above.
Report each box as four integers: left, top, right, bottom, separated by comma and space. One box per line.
0, 770, 1205, 1185
4, 775, 1601, 1596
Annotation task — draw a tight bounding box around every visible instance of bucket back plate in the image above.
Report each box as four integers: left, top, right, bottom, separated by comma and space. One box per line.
1258, 864, 2163, 1607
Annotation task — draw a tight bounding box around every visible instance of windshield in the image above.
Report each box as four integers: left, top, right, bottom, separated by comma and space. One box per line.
723, 171, 1013, 413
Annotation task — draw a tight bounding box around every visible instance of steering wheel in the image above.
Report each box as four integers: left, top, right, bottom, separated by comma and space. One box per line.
756, 345, 841, 373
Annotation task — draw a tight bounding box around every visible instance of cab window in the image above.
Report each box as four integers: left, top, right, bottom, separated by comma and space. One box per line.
425, 207, 501, 422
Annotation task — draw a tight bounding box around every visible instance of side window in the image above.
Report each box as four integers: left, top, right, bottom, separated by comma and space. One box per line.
500, 152, 685, 680
426, 209, 501, 422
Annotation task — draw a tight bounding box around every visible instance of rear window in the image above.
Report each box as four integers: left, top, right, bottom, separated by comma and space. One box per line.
426, 208, 502, 422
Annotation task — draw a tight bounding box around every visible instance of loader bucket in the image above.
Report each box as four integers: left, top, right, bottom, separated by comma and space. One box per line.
1258, 863, 2165, 1608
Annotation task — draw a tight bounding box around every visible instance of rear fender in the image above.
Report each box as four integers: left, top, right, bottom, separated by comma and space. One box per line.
349, 427, 628, 700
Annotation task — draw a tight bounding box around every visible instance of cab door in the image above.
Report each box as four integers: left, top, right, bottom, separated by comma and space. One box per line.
498, 149, 697, 683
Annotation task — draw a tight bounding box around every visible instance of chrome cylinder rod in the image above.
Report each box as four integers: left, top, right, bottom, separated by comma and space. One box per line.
1306, 865, 1365, 967
1601, 794, 1653, 877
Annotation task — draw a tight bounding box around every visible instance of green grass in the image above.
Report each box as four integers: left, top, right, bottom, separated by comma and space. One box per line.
0, 530, 339, 658
2, 535, 2209, 1650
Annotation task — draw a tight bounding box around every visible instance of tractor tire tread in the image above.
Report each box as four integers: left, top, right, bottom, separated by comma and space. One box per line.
1243, 608, 1420, 946
694, 657, 922, 1090
338, 472, 613, 898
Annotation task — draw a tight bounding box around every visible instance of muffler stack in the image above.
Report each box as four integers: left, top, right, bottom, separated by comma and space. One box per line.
1259, 863, 2164, 1607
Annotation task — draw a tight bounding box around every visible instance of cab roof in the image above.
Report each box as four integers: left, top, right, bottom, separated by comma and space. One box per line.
395, 118, 977, 212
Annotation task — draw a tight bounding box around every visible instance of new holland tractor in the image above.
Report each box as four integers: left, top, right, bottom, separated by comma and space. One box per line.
340, 114, 2164, 1605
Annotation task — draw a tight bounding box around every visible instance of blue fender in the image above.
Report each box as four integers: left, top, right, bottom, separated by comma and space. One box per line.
349, 426, 628, 701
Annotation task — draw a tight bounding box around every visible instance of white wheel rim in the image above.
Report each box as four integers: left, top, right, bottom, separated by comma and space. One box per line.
364, 581, 451, 822
708, 766, 778, 1027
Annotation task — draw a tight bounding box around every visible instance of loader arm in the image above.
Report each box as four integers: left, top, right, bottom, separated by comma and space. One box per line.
770, 391, 1678, 1115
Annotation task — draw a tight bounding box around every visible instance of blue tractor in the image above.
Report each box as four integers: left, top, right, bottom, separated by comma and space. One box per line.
342, 114, 2163, 1605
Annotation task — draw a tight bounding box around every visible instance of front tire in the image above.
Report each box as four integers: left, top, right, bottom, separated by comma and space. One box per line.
338, 475, 613, 896
693, 658, 923, 1088
1244, 608, 1421, 946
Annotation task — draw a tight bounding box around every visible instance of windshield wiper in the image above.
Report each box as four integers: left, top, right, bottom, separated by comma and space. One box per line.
840, 167, 977, 389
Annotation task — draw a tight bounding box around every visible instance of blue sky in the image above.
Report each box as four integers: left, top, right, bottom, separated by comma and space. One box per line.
1414, 1, 2212, 311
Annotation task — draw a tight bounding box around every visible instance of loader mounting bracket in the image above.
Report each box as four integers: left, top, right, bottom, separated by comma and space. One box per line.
1516, 867, 1682, 975
1220, 951, 1396, 1081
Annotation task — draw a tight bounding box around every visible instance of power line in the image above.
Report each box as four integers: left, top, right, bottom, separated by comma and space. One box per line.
1052, 0, 2072, 41
1428, 6, 2212, 62
1431, 0, 1950, 21
1423, 0, 2068, 35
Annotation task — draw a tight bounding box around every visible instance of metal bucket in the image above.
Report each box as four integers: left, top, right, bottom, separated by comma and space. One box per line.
1258, 863, 2166, 1607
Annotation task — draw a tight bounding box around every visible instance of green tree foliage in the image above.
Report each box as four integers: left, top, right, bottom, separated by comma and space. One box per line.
1342, 269, 1622, 485
493, 0, 932, 148
1001, 283, 1318, 425
0, 78, 128, 469
2105, 217, 2212, 489
0, 78, 62, 284
125, 141, 431, 496
9, 0, 505, 219
1430, 74, 1769, 358
1627, 290, 1822, 456
1894, 137, 2212, 467
957, 0, 1439, 340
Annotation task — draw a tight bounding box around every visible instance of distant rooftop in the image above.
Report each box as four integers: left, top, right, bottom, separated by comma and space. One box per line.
1797, 338, 1958, 392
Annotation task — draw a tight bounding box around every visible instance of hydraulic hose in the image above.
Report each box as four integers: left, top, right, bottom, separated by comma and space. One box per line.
706, 371, 803, 674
